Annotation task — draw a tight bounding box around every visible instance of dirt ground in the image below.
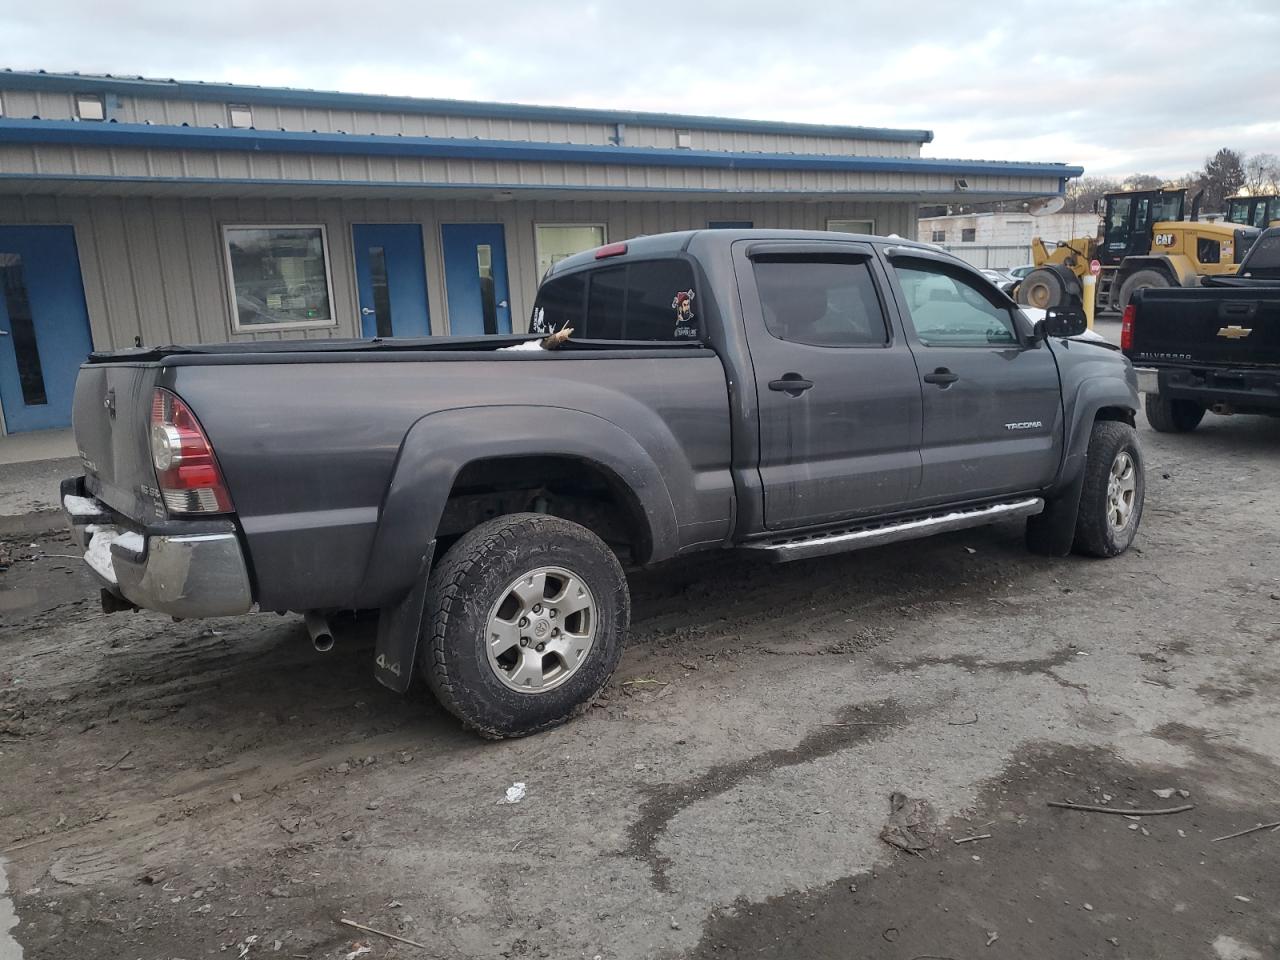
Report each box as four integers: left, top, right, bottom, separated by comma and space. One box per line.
2, 408, 1279, 960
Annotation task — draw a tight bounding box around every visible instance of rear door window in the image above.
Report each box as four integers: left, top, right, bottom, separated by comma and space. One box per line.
532, 258, 699, 340
751, 257, 889, 347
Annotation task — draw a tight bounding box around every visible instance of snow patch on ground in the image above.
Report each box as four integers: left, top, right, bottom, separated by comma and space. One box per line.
0, 857, 23, 960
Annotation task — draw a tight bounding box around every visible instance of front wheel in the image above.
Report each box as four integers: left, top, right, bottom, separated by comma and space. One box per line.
1115, 268, 1170, 313
1073, 421, 1145, 558
421, 513, 629, 738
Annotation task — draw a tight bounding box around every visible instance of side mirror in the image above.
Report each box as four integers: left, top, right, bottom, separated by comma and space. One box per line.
1043, 305, 1088, 338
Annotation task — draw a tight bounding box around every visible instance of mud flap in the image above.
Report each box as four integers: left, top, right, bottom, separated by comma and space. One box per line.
1026, 466, 1086, 557
373, 546, 434, 693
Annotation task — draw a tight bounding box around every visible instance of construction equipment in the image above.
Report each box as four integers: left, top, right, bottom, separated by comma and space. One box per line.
1016, 188, 1260, 315
1225, 195, 1280, 229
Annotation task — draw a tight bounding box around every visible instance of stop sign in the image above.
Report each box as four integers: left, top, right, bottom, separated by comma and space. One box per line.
1089, 259, 1102, 276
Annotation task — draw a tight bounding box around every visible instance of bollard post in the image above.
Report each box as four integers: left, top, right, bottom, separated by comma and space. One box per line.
1082, 274, 1096, 330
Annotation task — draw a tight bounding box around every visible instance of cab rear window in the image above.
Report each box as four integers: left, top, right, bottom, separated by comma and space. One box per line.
532, 259, 699, 341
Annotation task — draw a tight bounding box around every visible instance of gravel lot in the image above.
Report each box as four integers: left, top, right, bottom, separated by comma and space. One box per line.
2, 400, 1278, 960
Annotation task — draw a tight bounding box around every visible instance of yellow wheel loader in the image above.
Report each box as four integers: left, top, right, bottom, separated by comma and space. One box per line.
1226, 195, 1280, 230
1016, 188, 1260, 314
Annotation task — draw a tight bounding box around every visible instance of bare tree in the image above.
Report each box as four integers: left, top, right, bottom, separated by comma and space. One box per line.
1064, 176, 1120, 213
1244, 152, 1280, 194
1121, 173, 1164, 191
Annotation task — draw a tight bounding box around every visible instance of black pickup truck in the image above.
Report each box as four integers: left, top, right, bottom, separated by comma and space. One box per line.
63, 230, 1144, 737
1124, 226, 1280, 432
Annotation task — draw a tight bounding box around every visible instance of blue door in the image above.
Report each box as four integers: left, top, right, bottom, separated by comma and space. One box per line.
441, 223, 512, 335
351, 224, 430, 338
0, 226, 94, 433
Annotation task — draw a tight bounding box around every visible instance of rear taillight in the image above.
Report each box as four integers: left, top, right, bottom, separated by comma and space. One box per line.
150, 388, 233, 514
1120, 304, 1135, 352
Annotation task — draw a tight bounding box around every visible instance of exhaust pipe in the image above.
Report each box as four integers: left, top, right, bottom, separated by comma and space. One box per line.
304, 611, 334, 652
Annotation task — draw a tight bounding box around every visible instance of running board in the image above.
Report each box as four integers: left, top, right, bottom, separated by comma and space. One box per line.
745, 497, 1045, 562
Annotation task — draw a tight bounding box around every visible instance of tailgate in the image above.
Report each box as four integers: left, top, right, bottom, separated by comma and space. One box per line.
1129, 288, 1280, 367
72, 362, 164, 522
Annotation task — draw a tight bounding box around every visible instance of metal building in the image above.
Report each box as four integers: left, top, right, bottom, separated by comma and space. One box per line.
0, 69, 1082, 434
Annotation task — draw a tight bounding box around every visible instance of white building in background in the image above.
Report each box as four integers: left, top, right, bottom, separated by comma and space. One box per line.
917, 210, 1102, 269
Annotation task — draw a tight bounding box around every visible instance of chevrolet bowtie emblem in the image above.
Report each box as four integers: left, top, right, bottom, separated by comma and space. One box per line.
1217, 325, 1253, 339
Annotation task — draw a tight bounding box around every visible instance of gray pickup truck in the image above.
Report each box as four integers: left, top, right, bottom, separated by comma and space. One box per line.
63, 230, 1144, 737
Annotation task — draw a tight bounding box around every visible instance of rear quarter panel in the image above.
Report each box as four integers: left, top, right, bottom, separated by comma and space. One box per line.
166, 351, 732, 611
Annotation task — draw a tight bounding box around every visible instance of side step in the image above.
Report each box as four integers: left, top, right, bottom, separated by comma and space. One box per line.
744, 497, 1045, 562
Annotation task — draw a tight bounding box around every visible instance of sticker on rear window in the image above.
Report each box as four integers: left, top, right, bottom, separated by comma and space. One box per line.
672, 290, 697, 338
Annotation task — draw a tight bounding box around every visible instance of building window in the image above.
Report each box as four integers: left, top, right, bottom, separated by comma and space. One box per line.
827, 219, 875, 235
961, 228, 977, 242
75, 94, 105, 122
930, 230, 947, 243
228, 104, 253, 128
534, 224, 606, 280
676, 130, 693, 149
222, 225, 335, 331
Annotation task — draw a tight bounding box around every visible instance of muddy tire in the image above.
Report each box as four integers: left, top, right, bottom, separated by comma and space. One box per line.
1144, 392, 1205, 433
1015, 268, 1065, 309
1073, 421, 1144, 558
421, 513, 629, 739
1116, 268, 1169, 313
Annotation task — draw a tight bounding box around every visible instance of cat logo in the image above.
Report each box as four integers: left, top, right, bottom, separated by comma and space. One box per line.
1154, 233, 1175, 246
1217, 325, 1253, 339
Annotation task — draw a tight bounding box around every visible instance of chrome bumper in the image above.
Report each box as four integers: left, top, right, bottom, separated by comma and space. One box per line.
62, 481, 253, 619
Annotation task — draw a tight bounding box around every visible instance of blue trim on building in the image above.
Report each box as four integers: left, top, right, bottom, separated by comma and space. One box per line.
0, 119, 1084, 179
0, 69, 935, 144
0, 172, 1070, 199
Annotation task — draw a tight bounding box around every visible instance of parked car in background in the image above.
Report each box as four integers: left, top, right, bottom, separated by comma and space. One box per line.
1008, 264, 1036, 280
980, 268, 1018, 296
63, 229, 1143, 739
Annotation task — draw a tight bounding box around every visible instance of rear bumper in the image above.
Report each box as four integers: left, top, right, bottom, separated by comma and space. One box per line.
1154, 367, 1280, 412
61, 477, 253, 618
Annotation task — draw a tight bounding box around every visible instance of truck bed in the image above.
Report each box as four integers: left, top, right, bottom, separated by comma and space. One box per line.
73, 341, 733, 612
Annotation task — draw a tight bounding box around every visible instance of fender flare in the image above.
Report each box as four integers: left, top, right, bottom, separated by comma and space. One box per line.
1056, 374, 1139, 494
366, 404, 680, 692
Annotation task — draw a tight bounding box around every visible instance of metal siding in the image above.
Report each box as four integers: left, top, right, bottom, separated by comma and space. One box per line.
0, 192, 924, 349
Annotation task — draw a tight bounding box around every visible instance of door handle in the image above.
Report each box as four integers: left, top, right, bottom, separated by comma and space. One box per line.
768, 373, 814, 396
361, 307, 376, 316
923, 368, 959, 386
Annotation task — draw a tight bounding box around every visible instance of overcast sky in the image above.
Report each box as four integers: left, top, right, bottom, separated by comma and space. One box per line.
3, 0, 1277, 179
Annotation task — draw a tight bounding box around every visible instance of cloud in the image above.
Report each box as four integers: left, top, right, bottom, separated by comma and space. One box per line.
2, 0, 1275, 178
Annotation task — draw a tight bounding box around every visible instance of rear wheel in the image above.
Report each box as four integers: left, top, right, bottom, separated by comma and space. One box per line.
1015, 268, 1065, 309
1144, 393, 1206, 433
1073, 421, 1144, 558
422, 513, 629, 738
1116, 268, 1170, 312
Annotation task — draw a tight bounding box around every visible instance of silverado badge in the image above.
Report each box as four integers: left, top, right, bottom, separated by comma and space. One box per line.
1216, 325, 1253, 339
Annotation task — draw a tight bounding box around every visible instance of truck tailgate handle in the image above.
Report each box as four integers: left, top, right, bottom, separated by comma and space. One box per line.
1219, 301, 1257, 320
768, 373, 814, 396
